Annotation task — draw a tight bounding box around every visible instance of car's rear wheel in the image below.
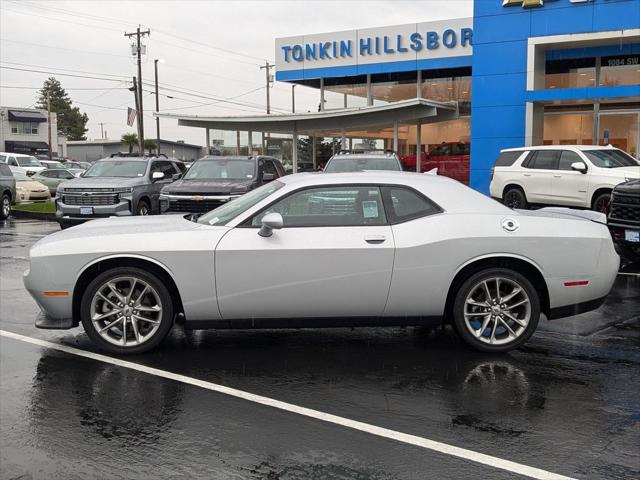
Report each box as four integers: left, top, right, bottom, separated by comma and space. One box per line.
502, 187, 528, 209
1, 193, 10, 220
136, 199, 150, 216
452, 268, 540, 353
80, 267, 174, 354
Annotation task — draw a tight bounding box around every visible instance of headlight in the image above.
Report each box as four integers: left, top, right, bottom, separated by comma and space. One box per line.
16, 185, 26, 192
230, 187, 248, 195
113, 187, 134, 194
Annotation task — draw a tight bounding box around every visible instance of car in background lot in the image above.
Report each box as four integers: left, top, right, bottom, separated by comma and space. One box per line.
490, 145, 640, 212
11, 169, 51, 203
55, 156, 185, 229
160, 155, 285, 214
0, 152, 46, 176
31, 169, 78, 196
0, 163, 16, 220
323, 150, 402, 173
39, 159, 65, 169
63, 161, 91, 170
401, 142, 470, 183
25, 171, 619, 355
608, 179, 640, 263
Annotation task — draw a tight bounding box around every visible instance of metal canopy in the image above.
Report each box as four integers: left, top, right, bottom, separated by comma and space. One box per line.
8, 110, 47, 123
157, 98, 459, 134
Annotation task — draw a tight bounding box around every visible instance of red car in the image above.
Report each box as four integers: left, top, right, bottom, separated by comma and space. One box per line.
401, 142, 470, 184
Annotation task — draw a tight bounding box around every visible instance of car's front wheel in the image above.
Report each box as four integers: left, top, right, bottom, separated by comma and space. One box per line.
80, 267, 174, 354
452, 268, 540, 353
1, 193, 10, 220
503, 187, 528, 209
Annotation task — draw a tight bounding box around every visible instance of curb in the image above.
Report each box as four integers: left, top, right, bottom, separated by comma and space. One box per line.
11, 209, 57, 222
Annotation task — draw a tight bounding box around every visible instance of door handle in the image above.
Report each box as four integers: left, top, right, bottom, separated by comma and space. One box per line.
553, 175, 562, 178
523, 173, 531, 177
365, 235, 386, 244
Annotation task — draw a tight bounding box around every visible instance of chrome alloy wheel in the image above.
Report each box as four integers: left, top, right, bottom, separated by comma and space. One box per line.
463, 277, 531, 346
2, 196, 10, 218
90, 276, 163, 347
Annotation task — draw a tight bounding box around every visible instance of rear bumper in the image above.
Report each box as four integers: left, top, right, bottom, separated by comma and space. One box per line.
547, 295, 608, 320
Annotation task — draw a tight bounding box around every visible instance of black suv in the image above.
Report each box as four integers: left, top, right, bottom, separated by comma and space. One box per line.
608, 179, 640, 263
160, 155, 285, 214
55, 155, 185, 228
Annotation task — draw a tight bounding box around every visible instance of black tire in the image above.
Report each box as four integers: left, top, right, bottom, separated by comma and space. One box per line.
591, 191, 611, 214
1, 193, 10, 220
452, 268, 540, 353
503, 187, 528, 210
80, 267, 174, 355
135, 199, 150, 216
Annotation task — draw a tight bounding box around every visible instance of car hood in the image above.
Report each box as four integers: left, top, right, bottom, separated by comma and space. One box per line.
17, 180, 48, 191
23, 166, 45, 172
162, 178, 254, 195
30, 214, 229, 258
595, 166, 640, 178
614, 179, 640, 194
58, 176, 144, 190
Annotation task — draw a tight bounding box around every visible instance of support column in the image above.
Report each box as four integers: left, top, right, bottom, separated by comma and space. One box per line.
320, 78, 325, 112
341, 129, 347, 150
416, 70, 422, 99
236, 130, 241, 155
205, 128, 210, 156
262, 132, 266, 155
366, 74, 373, 106
343, 93, 347, 109
415, 121, 421, 173
248, 131, 253, 155
312, 135, 317, 170
292, 125, 298, 173
393, 121, 399, 153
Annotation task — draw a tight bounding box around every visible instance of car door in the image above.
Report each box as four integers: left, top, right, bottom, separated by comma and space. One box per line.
521, 150, 558, 203
551, 150, 589, 206
215, 185, 395, 320
35, 171, 54, 191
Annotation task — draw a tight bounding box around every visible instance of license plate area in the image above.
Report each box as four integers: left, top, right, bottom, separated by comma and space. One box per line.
80, 207, 94, 215
625, 229, 640, 243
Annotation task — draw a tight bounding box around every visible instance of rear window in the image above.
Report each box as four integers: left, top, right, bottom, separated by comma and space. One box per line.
494, 151, 523, 167
324, 156, 401, 173
523, 151, 559, 170
0, 164, 11, 176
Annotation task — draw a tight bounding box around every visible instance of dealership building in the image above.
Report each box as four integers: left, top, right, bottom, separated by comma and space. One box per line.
163, 0, 639, 194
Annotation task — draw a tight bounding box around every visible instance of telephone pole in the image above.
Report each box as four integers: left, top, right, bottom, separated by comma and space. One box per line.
99, 122, 105, 139
260, 61, 274, 114
46, 92, 52, 160
124, 26, 150, 152
154, 59, 161, 155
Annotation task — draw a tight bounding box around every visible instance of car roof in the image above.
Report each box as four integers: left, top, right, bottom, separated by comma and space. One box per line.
0, 152, 37, 158
502, 145, 617, 152
99, 156, 150, 162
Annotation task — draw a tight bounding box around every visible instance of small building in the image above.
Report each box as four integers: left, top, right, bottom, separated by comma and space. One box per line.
66, 139, 204, 162
0, 107, 58, 155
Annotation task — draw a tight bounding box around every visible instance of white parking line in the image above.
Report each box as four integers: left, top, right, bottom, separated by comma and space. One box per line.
0, 232, 46, 238
0, 330, 574, 480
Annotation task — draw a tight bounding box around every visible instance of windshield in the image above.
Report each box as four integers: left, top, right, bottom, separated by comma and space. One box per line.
84, 160, 148, 178
44, 161, 64, 168
12, 170, 29, 181
198, 180, 283, 226
583, 149, 639, 168
17, 156, 42, 167
324, 156, 401, 173
184, 158, 255, 180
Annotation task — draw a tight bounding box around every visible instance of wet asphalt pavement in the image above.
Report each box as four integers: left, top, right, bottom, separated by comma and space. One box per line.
1, 218, 639, 480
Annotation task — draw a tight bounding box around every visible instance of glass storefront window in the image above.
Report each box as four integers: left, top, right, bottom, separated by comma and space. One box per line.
324, 75, 368, 109
599, 55, 640, 87
543, 111, 594, 145
371, 72, 417, 105
420, 69, 471, 114
599, 112, 639, 159
545, 58, 596, 89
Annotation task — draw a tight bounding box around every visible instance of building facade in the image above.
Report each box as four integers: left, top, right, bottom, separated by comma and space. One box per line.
0, 107, 59, 156
67, 139, 204, 162
164, 0, 639, 193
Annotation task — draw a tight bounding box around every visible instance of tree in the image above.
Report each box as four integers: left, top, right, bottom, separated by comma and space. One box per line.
36, 77, 89, 141
121, 133, 139, 153
143, 139, 157, 154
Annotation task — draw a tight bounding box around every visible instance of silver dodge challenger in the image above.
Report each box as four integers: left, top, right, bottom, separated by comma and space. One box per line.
24, 171, 619, 354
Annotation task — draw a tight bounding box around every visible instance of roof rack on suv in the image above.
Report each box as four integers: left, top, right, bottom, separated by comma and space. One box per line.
336, 149, 396, 156
109, 152, 169, 158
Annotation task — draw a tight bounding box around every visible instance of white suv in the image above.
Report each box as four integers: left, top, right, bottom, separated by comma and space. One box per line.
0, 152, 46, 176
490, 145, 640, 212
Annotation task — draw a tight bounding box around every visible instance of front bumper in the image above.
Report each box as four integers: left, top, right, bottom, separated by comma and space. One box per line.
56, 198, 133, 225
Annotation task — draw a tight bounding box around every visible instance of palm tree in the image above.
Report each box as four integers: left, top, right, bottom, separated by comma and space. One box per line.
143, 139, 158, 155
121, 133, 138, 154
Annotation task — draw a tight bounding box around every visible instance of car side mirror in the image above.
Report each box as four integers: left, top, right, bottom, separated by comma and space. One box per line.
152, 171, 165, 181
262, 172, 275, 182
570, 162, 587, 173
172, 173, 182, 180
258, 212, 283, 237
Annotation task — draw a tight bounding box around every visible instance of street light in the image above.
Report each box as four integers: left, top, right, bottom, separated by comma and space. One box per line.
154, 59, 164, 155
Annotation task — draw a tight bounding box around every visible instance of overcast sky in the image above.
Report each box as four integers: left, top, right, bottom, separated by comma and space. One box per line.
0, 0, 473, 146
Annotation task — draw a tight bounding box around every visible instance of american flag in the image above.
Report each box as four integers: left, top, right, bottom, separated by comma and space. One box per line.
127, 107, 137, 126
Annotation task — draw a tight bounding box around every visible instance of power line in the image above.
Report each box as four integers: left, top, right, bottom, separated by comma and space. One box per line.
0, 38, 130, 58
1, 61, 129, 79
0, 65, 127, 83
0, 85, 125, 91
0, 6, 123, 33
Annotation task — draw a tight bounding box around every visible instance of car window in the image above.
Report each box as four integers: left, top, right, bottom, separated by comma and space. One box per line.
431, 144, 451, 156
39, 170, 52, 178
324, 156, 400, 173
262, 160, 277, 176
251, 186, 387, 227
151, 161, 177, 178
525, 151, 559, 170
184, 158, 255, 179
8, 157, 18, 166
558, 151, 585, 171
381, 186, 442, 223
174, 161, 187, 174
583, 149, 639, 168
494, 151, 523, 167
0, 155, 6, 163
58, 170, 75, 179
0, 164, 11, 176
450, 143, 470, 155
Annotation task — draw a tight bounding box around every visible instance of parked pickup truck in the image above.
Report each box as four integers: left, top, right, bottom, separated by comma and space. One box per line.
608, 179, 640, 263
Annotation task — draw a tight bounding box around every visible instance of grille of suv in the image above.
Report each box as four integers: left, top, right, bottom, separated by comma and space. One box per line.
609, 192, 640, 226
167, 199, 224, 213
63, 194, 119, 206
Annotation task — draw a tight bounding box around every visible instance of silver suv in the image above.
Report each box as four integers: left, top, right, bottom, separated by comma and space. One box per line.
55, 156, 185, 229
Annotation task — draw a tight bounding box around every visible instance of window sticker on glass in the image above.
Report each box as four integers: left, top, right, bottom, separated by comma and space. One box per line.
362, 200, 379, 218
